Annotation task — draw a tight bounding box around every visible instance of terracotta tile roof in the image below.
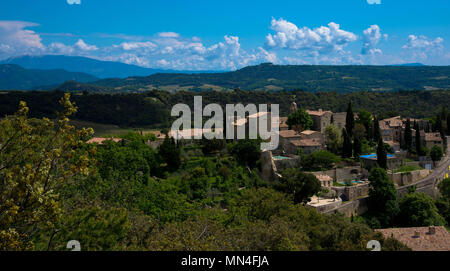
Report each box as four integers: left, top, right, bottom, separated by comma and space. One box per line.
279, 129, 302, 138
379, 116, 404, 130
170, 128, 224, 139
301, 130, 319, 135
86, 137, 121, 144
306, 109, 332, 116
376, 226, 450, 251
290, 139, 321, 147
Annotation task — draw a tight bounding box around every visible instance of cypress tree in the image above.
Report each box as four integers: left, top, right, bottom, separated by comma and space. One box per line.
447, 113, 450, 135
404, 118, 412, 151
353, 136, 362, 158
377, 138, 387, 169
415, 126, 423, 156
342, 128, 353, 158
373, 116, 381, 142
346, 101, 355, 138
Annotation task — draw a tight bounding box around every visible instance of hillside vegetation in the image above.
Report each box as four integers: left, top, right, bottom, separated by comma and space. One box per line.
0, 89, 448, 128
0, 64, 98, 90
85, 63, 450, 93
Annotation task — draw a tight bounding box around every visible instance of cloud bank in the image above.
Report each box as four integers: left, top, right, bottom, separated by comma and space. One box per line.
0, 19, 448, 69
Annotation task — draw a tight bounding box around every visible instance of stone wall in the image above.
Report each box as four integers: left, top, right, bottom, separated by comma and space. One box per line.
332, 183, 369, 201
389, 169, 430, 187
309, 199, 342, 213
323, 197, 369, 217
274, 156, 301, 172
362, 157, 402, 170
309, 166, 367, 182
260, 151, 277, 182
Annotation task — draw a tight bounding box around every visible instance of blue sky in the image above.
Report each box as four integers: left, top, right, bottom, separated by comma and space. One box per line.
0, 0, 449, 70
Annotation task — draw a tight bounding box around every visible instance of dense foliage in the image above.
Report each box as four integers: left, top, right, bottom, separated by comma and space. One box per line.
0, 98, 412, 251
83, 63, 450, 93
1, 89, 450, 128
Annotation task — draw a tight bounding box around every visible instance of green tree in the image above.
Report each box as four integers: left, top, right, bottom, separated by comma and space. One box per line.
201, 136, 226, 155
158, 135, 181, 171
325, 124, 342, 155
276, 169, 321, 204
376, 138, 387, 169
286, 109, 313, 132
345, 101, 355, 138
229, 139, 261, 169
404, 118, 412, 151
342, 128, 353, 158
430, 145, 444, 166
0, 94, 93, 250
356, 110, 372, 139
415, 124, 426, 156
398, 193, 445, 227
436, 178, 450, 225
367, 167, 399, 227
373, 117, 381, 142
301, 150, 341, 171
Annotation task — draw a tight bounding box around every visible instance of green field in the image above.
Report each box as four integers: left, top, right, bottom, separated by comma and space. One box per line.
70, 120, 160, 137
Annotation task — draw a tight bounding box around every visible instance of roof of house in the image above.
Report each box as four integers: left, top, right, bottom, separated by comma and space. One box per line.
315, 174, 333, 182
170, 128, 224, 139
380, 116, 403, 130
279, 129, 302, 138
306, 109, 332, 117
425, 132, 442, 142
301, 130, 320, 135
86, 137, 121, 144
290, 139, 322, 147
376, 226, 450, 251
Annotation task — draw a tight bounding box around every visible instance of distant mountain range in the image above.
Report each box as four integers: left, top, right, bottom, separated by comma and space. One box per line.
1, 58, 449, 92
0, 64, 98, 90
77, 62, 449, 93
0, 55, 221, 79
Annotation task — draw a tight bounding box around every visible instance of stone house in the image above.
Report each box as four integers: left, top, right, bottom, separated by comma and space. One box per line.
424, 132, 443, 150
376, 226, 450, 251
306, 109, 333, 133
279, 129, 324, 155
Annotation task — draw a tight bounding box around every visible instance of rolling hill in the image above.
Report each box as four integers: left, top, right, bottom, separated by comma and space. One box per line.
0, 64, 98, 90
84, 63, 450, 93
0, 55, 221, 79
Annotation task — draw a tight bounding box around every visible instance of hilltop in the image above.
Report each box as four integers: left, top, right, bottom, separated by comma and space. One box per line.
85, 63, 450, 93
0, 64, 98, 90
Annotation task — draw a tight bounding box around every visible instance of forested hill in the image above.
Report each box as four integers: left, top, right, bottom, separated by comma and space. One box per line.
1, 89, 448, 128
0, 64, 98, 90
85, 63, 450, 93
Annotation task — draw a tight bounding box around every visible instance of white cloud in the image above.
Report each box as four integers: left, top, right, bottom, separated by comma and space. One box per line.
67, 0, 81, 5
265, 18, 357, 55
402, 35, 443, 50
402, 35, 444, 62
75, 39, 98, 51
158, 32, 180, 38
0, 21, 44, 59
361, 24, 383, 55
114, 41, 157, 51
367, 0, 381, 4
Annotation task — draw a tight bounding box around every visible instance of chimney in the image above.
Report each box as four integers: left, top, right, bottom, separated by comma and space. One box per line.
428, 226, 436, 235
413, 231, 420, 238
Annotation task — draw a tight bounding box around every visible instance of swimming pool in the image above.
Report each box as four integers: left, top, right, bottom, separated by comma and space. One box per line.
360, 153, 395, 159
273, 156, 290, 160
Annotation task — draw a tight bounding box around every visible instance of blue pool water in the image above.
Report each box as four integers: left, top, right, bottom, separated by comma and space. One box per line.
273, 156, 290, 160
360, 153, 394, 159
